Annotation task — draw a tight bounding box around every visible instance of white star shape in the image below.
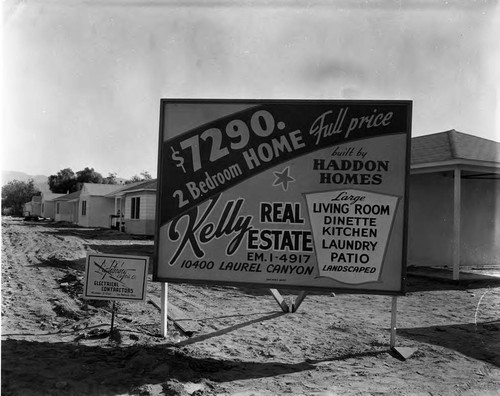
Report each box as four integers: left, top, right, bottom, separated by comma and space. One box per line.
272, 166, 295, 191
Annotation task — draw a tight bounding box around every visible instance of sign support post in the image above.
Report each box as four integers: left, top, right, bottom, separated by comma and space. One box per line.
110, 301, 117, 334
390, 296, 397, 348
292, 291, 308, 312
269, 289, 290, 313
161, 282, 168, 338
390, 295, 418, 360
269, 289, 309, 313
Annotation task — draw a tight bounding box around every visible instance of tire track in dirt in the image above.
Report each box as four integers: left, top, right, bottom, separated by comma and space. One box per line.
1, 220, 88, 334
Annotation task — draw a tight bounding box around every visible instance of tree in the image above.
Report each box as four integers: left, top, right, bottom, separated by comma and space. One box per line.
48, 167, 113, 192
126, 171, 153, 184
76, 167, 104, 184
103, 172, 118, 185
48, 168, 77, 193
2, 179, 40, 216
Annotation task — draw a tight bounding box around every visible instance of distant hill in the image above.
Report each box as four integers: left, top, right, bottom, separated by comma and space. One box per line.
2, 171, 50, 192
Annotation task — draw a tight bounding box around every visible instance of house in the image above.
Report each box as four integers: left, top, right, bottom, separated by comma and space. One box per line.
40, 192, 65, 219
77, 183, 125, 228
53, 190, 81, 223
23, 195, 42, 216
408, 130, 500, 278
107, 180, 157, 236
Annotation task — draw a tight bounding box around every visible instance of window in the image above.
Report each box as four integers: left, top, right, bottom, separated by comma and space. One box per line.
82, 200, 87, 216
131, 197, 140, 219
56, 203, 60, 214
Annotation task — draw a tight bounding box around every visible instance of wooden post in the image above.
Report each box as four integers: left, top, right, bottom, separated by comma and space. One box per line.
269, 289, 289, 313
452, 167, 461, 281
292, 291, 308, 312
390, 296, 397, 348
161, 282, 168, 338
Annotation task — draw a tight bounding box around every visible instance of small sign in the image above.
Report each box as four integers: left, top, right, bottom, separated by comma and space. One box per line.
83, 253, 149, 301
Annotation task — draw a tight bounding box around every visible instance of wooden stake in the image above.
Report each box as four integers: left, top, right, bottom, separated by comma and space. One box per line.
110, 301, 116, 333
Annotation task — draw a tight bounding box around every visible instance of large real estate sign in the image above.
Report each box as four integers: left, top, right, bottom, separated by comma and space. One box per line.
154, 99, 412, 295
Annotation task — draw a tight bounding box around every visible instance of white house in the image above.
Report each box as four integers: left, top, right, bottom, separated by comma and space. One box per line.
77, 183, 125, 228
40, 192, 65, 219
23, 195, 42, 217
53, 190, 81, 223
107, 180, 157, 235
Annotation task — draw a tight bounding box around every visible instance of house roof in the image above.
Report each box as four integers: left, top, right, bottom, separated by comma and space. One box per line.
82, 183, 125, 196
411, 130, 500, 165
104, 181, 146, 197
123, 179, 157, 192
106, 179, 157, 197
32, 195, 42, 203
41, 192, 65, 201
53, 190, 82, 201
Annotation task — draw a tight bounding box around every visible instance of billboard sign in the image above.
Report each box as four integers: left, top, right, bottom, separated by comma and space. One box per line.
155, 99, 411, 295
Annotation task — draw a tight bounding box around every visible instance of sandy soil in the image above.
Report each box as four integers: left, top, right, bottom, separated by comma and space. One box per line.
1, 216, 500, 396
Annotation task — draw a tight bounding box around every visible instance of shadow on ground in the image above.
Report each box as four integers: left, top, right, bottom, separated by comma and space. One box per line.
406, 273, 500, 292
399, 320, 500, 367
30, 257, 87, 272
1, 336, 388, 396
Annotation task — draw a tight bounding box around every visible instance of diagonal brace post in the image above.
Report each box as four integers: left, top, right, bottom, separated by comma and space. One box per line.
269, 289, 289, 312
292, 291, 308, 312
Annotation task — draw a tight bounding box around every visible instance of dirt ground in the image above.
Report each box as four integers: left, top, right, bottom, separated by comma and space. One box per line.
1, 216, 500, 396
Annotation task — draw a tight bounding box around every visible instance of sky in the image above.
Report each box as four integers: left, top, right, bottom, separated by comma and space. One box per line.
2, 0, 499, 179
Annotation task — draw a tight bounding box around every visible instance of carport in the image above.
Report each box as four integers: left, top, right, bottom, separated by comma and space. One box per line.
408, 130, 500, 280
